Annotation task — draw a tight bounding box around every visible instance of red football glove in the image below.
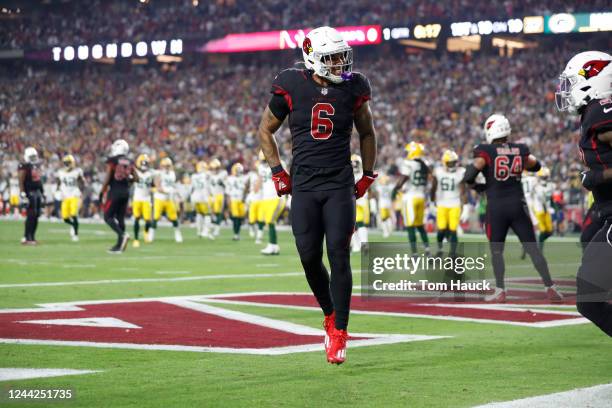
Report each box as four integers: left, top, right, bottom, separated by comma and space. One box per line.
272, 168, 292, 196
355, 172, 377, 199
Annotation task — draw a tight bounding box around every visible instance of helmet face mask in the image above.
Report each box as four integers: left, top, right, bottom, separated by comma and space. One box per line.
302, 27, 353, 84
136, 154, 149, 170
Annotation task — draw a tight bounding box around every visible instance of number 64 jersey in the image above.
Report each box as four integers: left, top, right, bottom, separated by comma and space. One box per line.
269, 68, 371, 192
473, 142, 530, 201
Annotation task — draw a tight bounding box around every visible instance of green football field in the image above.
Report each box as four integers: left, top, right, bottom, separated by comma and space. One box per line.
0, 219, 610, 408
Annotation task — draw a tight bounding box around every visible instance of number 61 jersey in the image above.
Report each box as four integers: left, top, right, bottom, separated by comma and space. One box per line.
473, 142, 530, 201
269, 68, 371, 191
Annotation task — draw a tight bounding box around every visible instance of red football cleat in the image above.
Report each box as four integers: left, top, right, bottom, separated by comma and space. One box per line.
323, 311, 335, 353
326, 327, 348, 365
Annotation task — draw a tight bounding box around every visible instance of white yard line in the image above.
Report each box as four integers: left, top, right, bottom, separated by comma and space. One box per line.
0, 368, 101, 382
473, 383, 612, 408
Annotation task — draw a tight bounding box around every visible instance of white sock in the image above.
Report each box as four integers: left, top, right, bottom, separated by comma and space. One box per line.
196, 214, 203, 235
149, 228, 155, 242
358, 226, 368, 244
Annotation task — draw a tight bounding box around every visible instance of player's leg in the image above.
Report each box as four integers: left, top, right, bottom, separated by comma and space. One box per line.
104, 198, 123, 251
133, 201, 142, 245
71, 198, 80, 239
403, 196, 417, 254
116, 197, 130, 251
234, 201, 246, 240
195, 203, 204, 237
576, 221, 612, 336
448, 206, 461, 257
580, 205, 602, 251
536, 211, 553, 251
352, 203, 364, 253
485, 203, 511, 300
292, 190, 333, 316
212, 194, 223, 236
510, 204, 555, 290
357, 201, 369, 247
61, 198, 75, 237
262, 198, 285, 254
256, 200, 266, 244
436, 206, 449, 255
167, 200, 182, 243
143, 201, 152, 242
414, 197, 429, 254
323, 187, 356, 331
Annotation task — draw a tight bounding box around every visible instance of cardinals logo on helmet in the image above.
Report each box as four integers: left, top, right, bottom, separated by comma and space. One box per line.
579, 60, 611, 79
302, 37, 313, 55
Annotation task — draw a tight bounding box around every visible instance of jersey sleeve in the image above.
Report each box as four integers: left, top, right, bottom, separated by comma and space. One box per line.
268, 69, 297, 120
351, 72, 372, 112
518, 144, 531, 161
473, 145, 492, 167
584, 99, 612, 135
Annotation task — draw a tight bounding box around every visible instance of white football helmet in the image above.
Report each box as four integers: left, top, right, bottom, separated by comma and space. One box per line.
483, 114, 511, 143
110, 139, 129, 157
302, 26, 353, 84
556, 51, 612, 114
24, 147, 38, 163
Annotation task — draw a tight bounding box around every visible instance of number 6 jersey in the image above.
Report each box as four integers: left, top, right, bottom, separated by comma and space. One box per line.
268, 68, 371, 192
473, 142, 530, 201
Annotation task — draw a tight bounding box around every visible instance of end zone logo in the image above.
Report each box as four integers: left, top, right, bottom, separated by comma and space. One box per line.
0, 296, 446, 355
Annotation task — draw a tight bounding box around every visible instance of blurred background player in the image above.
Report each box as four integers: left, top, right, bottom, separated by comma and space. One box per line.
227, 163, 248, 241
191, 160, 213, 239
520, 169, 539, 259
462, 114, 562, 303
132, 154, 154, 247
376, 174, 394, 238
208, 158, 226, 237
430, 150, 469, 257
394, 142, 430, 255
9, 172, 21, 218
19, 147, 44, 244
246, 154, 264, 243
151, 157, 183, 243
99, 139, 133, 253
533, 167, 554, 252
56, 154, 84, 242
351, 154, 369, 252
257, 157, 286, 255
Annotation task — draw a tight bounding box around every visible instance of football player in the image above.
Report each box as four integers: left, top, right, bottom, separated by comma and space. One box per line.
227, 163, 248, 241
18, 147, 44, 244
394, 142, 430, 255
430, 150, 469, 257
462, 114, 562, 303
9, 171, 20, 218
519, 169, 539, 260
132, 154, 154, 247
246, 154, 264, 243
351, 154, 370, 252
257, 26, 377, 364
533, 167, 554, 252
56, 154, 84, 241
191, 161, 213, 239
99, 139, 133, 253
257, 157, 286, 255
208, 159, 226, 237
376, 174, 394, 238
557, 51, 612, 336
151, 157, 183, 243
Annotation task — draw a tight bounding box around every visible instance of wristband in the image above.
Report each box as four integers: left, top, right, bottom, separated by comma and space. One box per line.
271, 165, 283, 174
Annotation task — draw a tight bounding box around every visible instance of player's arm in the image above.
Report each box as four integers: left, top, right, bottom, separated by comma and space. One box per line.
392, 175, 408, 199
354, 100, 377, 173
430, 175, 437, 202
99, 163, 113, 202
462, 157, 485, 184
257, 106, 284, 169
154, 174, 163, 194
524, 154, 542, 172
580, 131, 612, 189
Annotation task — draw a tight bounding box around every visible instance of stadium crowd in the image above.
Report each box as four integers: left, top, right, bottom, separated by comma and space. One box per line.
1, 45, 586, 185
1, 0, 610, 49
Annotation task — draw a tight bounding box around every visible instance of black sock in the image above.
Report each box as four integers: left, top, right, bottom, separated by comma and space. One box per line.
145, 221, 151, 232
64, 218, 74, 228
134, 218, 140, 240
437, 230, 446, 250
72, 217, 79, 235
448, 231, 458, 256
417, 226, 429, 246
490, 243, 506, 289
172, 220, 179, 228
407, 227, 417, 253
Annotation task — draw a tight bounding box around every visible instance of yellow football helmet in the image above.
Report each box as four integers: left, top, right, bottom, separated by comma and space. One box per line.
209, 158, 221, 171
537, 167, 551, 179
231, 163, 244, 176
442, 150, 458, 168
405, 142, 424, 159
136, 154, 150, 170
196, 161, 208, 173
62, 154, 75, 168
160, 157, 173, 170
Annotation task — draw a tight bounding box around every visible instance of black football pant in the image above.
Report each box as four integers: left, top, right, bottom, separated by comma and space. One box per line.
485, 198, 553, 289
24, 191, 43, 241
580, 204, 604, 251
577, 218, 612, 336
291, 187, 355, 330
104, 195, 128, 246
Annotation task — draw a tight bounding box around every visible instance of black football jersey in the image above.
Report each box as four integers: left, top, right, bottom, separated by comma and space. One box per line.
473, 142, 530, 201
579, 98, 612, 211
18, 162, 43, 193
269, 68, 371, 191
106, 155, 132, 197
